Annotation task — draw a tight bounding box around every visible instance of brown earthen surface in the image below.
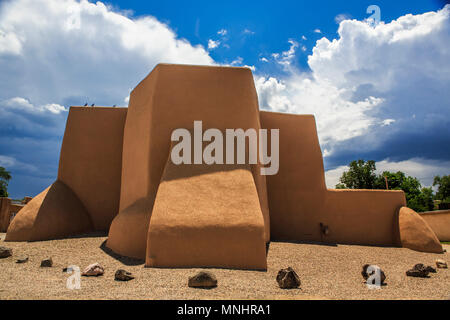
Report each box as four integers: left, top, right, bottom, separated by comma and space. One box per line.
146, 161, 267, 269
6, 107, 127, 241
107, 64, 270, 262
5, 64, 442, 268
5, 181, 93, 241
420, 210, 450, 242
399, 207, 444, 253
260, 111, 407, 246
0, 198, 12, 232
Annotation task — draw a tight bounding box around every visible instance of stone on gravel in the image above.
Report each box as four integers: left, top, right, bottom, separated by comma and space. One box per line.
82, 263, 104, 277
188, 271, 218, 289
0, 246, 12, 258
276, 267, 301, 289
436, 259, 447, 269
115, 269, 134, 281
40, 258, 53, 267
16, 256, 29, 264
406, 263, 434, 278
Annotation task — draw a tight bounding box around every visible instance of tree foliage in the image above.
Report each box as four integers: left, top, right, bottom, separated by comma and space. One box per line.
335, 160, 434, 212
433, 175, 450, 203
335, 160, 377, 189
0, 166, 12, 197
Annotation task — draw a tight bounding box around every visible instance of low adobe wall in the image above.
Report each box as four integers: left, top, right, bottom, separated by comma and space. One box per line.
419, 210, 450, 242
260, 110, 406, 246
0, 198, 27, 232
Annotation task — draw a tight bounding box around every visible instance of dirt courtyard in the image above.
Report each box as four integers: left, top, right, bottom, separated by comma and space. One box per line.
0, 233, 449, 300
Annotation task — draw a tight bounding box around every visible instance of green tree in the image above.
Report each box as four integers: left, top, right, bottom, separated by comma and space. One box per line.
335, 160, 377, 189
433, 175, 450, 203
336, 161, 434, 212
0, 166, 12, 197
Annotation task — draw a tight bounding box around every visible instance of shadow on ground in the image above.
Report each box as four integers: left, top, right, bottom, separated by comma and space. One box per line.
99, 240, 145, 266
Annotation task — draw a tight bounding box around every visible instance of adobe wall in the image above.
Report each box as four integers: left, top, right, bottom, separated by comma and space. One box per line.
107, 64, 271, 260
420, 210, 450, 242
0, 198, 11, 232
6, 107, 127, 241
58, 107, 127, 231
147, 158, 267, 269
260, 110, 406, 245
260, 111, 328, 242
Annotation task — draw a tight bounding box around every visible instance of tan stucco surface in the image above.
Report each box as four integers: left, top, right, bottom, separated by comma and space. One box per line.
146, 161, 266, 269
5, 181, 92, 241
399, 207, 443, 253
260, 111, 407, 246
107, 64, 270, 261
5, 64, 443, 268
58, 107, 127, 231
419, 210, 450, 242
6, 107, 126, 240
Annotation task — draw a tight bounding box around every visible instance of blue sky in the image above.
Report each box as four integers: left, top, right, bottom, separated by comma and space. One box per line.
111, 0, 445, 73
0, 0, 449, 198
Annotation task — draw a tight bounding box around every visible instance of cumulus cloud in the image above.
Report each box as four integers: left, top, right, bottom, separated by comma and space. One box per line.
0, 0, 214, 197
334, 13, 351, 24
207, 39, 220, 50
256, 5, 450, 174
270, 40, 299, 70
0, 0, 213, 107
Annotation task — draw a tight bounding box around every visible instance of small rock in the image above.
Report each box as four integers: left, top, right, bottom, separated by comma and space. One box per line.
406, 263, 433, 278
361, 264, 386, 285
276, 267, 301, 289
436, 259, 448, 269
188, 271, 217, 289
115, 269, 134, 281
40, 258, 53, 267
82, 263, 104, 277
0, 246, 13, 258
16, 256, 29, 264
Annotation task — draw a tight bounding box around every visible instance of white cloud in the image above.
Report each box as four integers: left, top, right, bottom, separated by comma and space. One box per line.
243, 28, 255, 35
0, 0, 213, 108
301, 35, 307, 40
0, 155, 16, 168
335, 13, 351, 24
0, 0, 215, 197
381, 119, 395, 126
256, 5, 450, 159
217, 29, 227, 36
314, 29, 322, 34
3, 97, 66, 114
0, 155, 38, 173
325, 158, 450, 189
260, 57, 269, 62
271, 40, 299, 70
207, 39, 220, 50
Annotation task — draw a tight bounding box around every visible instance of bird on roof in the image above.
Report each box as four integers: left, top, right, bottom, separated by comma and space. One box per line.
113, 105, 117, 108
84, 103, 88, 106
91, 103, 95, 107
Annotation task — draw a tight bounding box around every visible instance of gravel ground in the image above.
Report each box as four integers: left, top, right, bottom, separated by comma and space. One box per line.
0, 233, 449, 300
